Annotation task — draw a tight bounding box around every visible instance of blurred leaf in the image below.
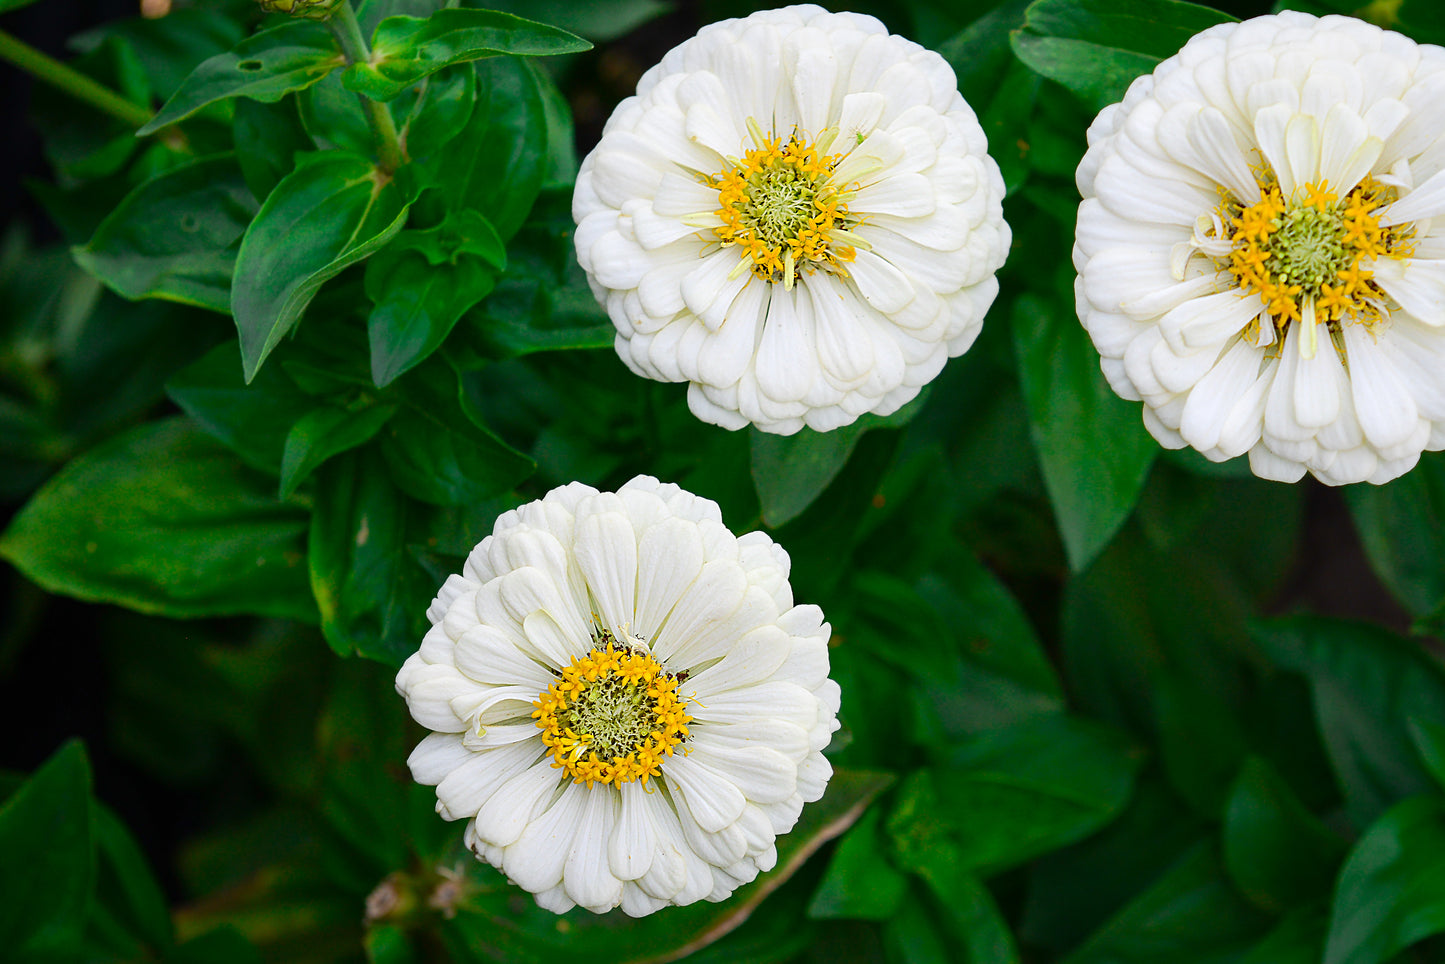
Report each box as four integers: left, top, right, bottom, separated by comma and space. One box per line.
364, 213, 504, 386
1062, 841, 1270, 964
910, 858, 1022, 964
479, 0, 668, 41
0, 417, 316, 621
885, 892, 957, 964
889, 715, 1140, 878
0, 741, 93, 955
1011, 0, 1236, 109
71, 8, 247, 103
1254, 615, 1445, 829
414, 56, 549, 240
139, 21, 343, 134
280, 401, 397, 497
167, 343, 314, 474
1021, 774, 1209, 953
1154, 670, 1247, 818
0, 0, 41, 12
345, 9, 590, 100
1324, 796, 1445, 964
1012, 293, 1156, 571
74, 154, 257, 313
308, 447, 428, 662
365, 924, 416, 964
1239, 907, 1328, 964
750, 397, 926, 528
807, 807, 907, 921
233, 150, 410, 381
439, 768, 892, 964
1223, 757, 1348, 914
1344, 450, 1445, 617
93, 804, 172, 953
1409, 718, 1445, 792
233, 98, 314, 204
165, 926, 264, 964
940, 0, 1031, 109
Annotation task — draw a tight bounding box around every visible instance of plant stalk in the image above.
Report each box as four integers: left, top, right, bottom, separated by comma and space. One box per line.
328, 1, 405, 175
0, 29, 153, 130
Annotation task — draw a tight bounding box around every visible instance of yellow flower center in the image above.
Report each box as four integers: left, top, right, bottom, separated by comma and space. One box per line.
530, 634, 691, 788
1216, 173, 1413, 350
707, 120, 858, 288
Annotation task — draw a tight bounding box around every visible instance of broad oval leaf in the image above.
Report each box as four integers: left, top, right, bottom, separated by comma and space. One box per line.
232, 150, 410, 381
73, 153, 257, 313
1011, 293, 1156, 571
1324, 796, 1445, 964
344, 9, 591, 101
1223, 756, 1348, 914
138, 20, 343, 134
0, 417, 316, 621
280, 401, 398, 498
0, 741, 94, 955
1344, 450, 1445, 618
1012, 0, 1236, 109
1254, 615, 1445, 829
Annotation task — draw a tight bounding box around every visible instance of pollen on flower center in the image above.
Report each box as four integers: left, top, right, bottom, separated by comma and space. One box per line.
707, 119, 858, 288
531, 632, 691, 788
1211, 173, 1413, 354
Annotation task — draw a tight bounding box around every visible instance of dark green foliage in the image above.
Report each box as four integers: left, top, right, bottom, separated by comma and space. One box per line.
4, 0, 1445, 961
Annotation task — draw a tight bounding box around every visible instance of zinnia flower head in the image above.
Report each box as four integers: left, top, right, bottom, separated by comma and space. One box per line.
1075, 12, 1445, 484
573, 4, 1010, 435
395, 476, 840, 916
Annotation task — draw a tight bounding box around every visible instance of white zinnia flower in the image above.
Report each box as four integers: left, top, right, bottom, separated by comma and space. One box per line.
395, 475, 840, 916
1075, 12, 1445, 485
572, 4, 1010, 435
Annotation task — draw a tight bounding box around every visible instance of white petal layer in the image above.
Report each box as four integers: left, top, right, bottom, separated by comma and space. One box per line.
1075, 10, 1445, 485
574, 4, 1009, 434
396, 476, 840, 916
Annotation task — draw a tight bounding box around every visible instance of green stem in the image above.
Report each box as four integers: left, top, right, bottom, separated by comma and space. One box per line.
328, 1, 405, 175
0, 29, 153, 130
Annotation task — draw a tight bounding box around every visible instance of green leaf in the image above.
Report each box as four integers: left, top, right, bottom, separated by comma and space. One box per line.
232, 98, 314, 204
74, 154, 257, 314
1011, 0, 1236, 108
750, 397, 926, 528
1153, 670, 1247, 818
889, 716, 1141, 878
413, 56, 549, 240
1324, 796, 1445, 964
93, 805, 172, 952
0, 741, 93, 955
399, 63, 476, 161
1012, 292, 1156, 571
913, 864, 1023, 964
1240, 908, 1328, 964
378, 403, 532, 506
364, 214, 504, 386
1409, 718, 1445, 792
1344, 450, 1445, 617
167, 343, 314, 474
437, 768, 893, 963
138, 20, 343, 134
807, 808, 908, 921
1223, 757, 1348, 914
477, 0, 667, 42
1062, 841, 1270, 964
307, 447, 428, 662
1254, 615, 1445, 828
232, 150, 410, 381
344, 9, 590, 101
0, 0, 42, 13
0, 417, 316, 621
279, 401, 398, 497
365, 924, 416, 964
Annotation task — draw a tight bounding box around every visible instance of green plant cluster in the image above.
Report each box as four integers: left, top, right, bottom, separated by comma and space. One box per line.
0, 0, 1443, 962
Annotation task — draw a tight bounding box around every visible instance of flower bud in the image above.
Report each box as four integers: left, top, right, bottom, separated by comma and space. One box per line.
257, 0, 341, 21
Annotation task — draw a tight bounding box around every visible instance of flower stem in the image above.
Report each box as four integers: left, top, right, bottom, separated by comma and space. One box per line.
328, 1, 405, 175
0, 29, 153, 130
